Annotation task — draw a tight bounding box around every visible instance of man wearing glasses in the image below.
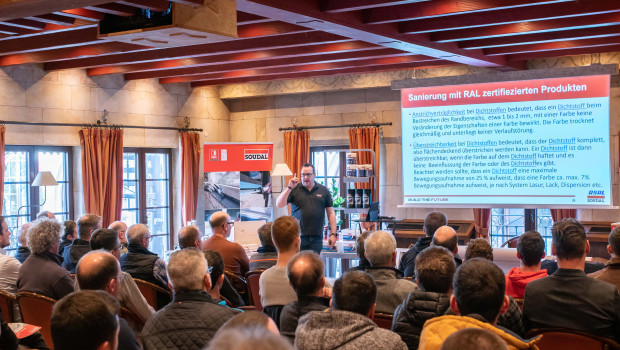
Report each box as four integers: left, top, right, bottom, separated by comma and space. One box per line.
276, 163, 338, 254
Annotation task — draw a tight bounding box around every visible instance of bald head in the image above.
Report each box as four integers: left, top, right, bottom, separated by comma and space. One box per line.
178, 225, 201, 249
76, 251, 121, 296
287, 251, 324, 298
209, 211, 231, 236
432, 225, 458, 254
108, 221, 127, 244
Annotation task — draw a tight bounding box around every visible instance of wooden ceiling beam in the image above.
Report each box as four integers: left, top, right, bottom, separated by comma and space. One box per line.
460, 25, 620, 50
323, 0, 428, 13
484, 37, 620, 56
365, 0, 572, 25
128, 48, 416, 81
237, 0, 510, 68
237, 11, 271, 25
117, 0, 170, 12
0, 42, 147, 66
57, 9, 106, 21
26, 14, 76, 26
0, 23, 37, 35
237, 21, 312, 38
84, 3, 137, 16
0, 0, 111, 21
90, 41, 379, 76
0, 18, 47, 30
169, 0, 203, 5
0, 25, 100, 56
507, 44, 620, 61
432, 13, 620, 42
400, 1, 620, 34
44, 31, 350, 71
190, 60, 450, 87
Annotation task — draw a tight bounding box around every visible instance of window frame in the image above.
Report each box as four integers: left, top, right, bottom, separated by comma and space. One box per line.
490, 208, 555, 254
122, 147, 174, 251
4, 145, 74, 222
310, 145, 349, 228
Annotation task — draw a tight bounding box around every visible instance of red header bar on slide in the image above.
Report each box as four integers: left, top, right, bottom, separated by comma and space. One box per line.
401, 75, 610, 108
204, 143, 273, 172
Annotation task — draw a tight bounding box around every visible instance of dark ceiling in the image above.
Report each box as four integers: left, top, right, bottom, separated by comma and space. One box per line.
1, 0, 619, 87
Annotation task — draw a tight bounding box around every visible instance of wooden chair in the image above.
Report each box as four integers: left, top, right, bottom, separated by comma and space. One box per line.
245, 269, 265, 311
527, 328, 620, 350
372, 312, 393, 330
0, 289, 16, 323
134, 278, 172, 310
224, 270, 248, 304
16, 292, 56, 350
514, 298, 524, 311
120, 306, 145, 334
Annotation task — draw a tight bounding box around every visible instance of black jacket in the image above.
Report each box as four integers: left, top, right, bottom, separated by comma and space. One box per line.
280, 296, 331, 341
61, 238, 91, 273
392, 290, 451, 350
142, 290, 241, 350
57, 238, 72, 257
399, 237, 432, 278
13, 246, 30, 264
120, 243, 162, 288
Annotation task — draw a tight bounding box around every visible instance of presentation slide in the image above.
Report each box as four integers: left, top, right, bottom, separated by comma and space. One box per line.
401, 75, 611, 207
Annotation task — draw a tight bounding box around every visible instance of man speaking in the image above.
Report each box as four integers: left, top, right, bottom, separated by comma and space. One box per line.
276, 163, 337, 254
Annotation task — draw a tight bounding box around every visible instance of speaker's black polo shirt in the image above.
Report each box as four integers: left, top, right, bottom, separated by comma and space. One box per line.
287, 182, 333, 237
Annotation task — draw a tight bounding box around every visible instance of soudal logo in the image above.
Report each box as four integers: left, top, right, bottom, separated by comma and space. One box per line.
588, 190, 604, 196
209, 149, 219, 161
244, 149, 269, 160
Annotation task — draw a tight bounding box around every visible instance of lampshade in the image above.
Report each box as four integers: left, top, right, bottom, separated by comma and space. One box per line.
32, 171, 58, 187
271, 163, 293, 177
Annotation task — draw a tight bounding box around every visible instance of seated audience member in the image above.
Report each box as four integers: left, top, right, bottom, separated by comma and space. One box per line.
260, 216, 301, 325
51, 290, 120, 350
62, 213, 101, 273
220, 310, 280, 335
86, 228, 155, 324
178, 225, 202, 249
180, 226, 244, 307
120, 223, 168, 289
204, 249, 234, 306
0, 217, 20, 294
203, 211, 250, 294
588, 225, 620, 288
249, 222, 278, 270
419, 258, 540, 350
523, 218, 620, 341
393, 246, 455, 350
0, 307, 49, 350
76, 251, 140, 350
14, 222, 32, 263
505, 231, 547, 299
400, 212, 447, 277
464, 238, 493, 261
58, 220, 75, 257
431, 225, 462, 266
295, 270, 407, 350
364, 230, 417, 314
440, 328, 509, 350
17, 219, 74, 299
108, 221, 128, 254
280, 251, 331, 341
207, 326, 292, 350
37, 211, 56, 220
349, 231, 371, 271
142, 248, 240, 350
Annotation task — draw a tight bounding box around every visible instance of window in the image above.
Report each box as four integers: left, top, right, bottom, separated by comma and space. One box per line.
3, 146, 72, 248
490, 208, 554, 254
310, 146, 349, 228
122, 148, 173, 258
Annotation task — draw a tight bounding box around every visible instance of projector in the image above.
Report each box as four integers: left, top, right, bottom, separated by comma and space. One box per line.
97, 0, 237, 48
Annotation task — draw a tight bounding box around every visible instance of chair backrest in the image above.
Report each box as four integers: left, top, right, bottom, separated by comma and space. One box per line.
0, 289, 16, 323
120, 306, 145, 334
245, 269, 265, 311
501, 236, 519, 248
528, 328, 620, 350
16, 291, 57, 350
134, 278, 172, 310
372, 312, 393, 330
515, 298, 524, 311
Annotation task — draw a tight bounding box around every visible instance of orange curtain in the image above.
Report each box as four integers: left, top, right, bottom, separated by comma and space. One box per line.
0, 126, 5, 212
348, 127, 380, 201
79, 128, 123, 227
180, 132, 201, 225
283, 130, 310, 183
473, 208, 491, 239
550, 209, 577, 222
